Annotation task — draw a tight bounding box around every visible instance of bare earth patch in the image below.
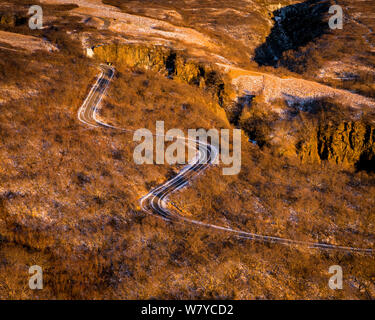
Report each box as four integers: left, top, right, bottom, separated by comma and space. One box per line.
0, 30, 58, 52
40, 0, 218, 51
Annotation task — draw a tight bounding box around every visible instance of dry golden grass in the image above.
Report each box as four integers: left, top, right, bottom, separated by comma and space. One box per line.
0, 0, 374, 300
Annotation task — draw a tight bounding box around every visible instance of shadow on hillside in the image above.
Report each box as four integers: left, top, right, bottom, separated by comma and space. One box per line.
254, 0, 332, 68
356, 152, 375, 173
228, 94, 255, 126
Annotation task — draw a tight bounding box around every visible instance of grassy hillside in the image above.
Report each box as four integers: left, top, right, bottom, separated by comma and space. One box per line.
0, 0, 374, 299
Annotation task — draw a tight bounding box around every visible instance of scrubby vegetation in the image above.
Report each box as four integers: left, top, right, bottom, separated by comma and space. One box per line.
231, 93, 375, 171
1, 44, 374, 299
93, 43, 233, 107
254, 0, 375, 98
254, 0, 332, 67
0, 0, 374, 300
297, 101, 375, 170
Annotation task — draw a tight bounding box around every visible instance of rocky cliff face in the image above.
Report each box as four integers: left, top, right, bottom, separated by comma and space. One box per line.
93, 43, 232, 107
300, 120, 375, 171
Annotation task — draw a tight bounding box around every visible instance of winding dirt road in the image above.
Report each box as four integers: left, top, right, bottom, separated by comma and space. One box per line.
78, 64, 374, 254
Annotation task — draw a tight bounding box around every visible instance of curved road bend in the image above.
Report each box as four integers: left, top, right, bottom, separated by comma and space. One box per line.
78, 64, 374, 254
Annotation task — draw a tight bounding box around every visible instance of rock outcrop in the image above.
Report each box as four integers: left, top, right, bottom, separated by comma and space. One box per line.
93, 43, 233, 107
300, 120, 375, 171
